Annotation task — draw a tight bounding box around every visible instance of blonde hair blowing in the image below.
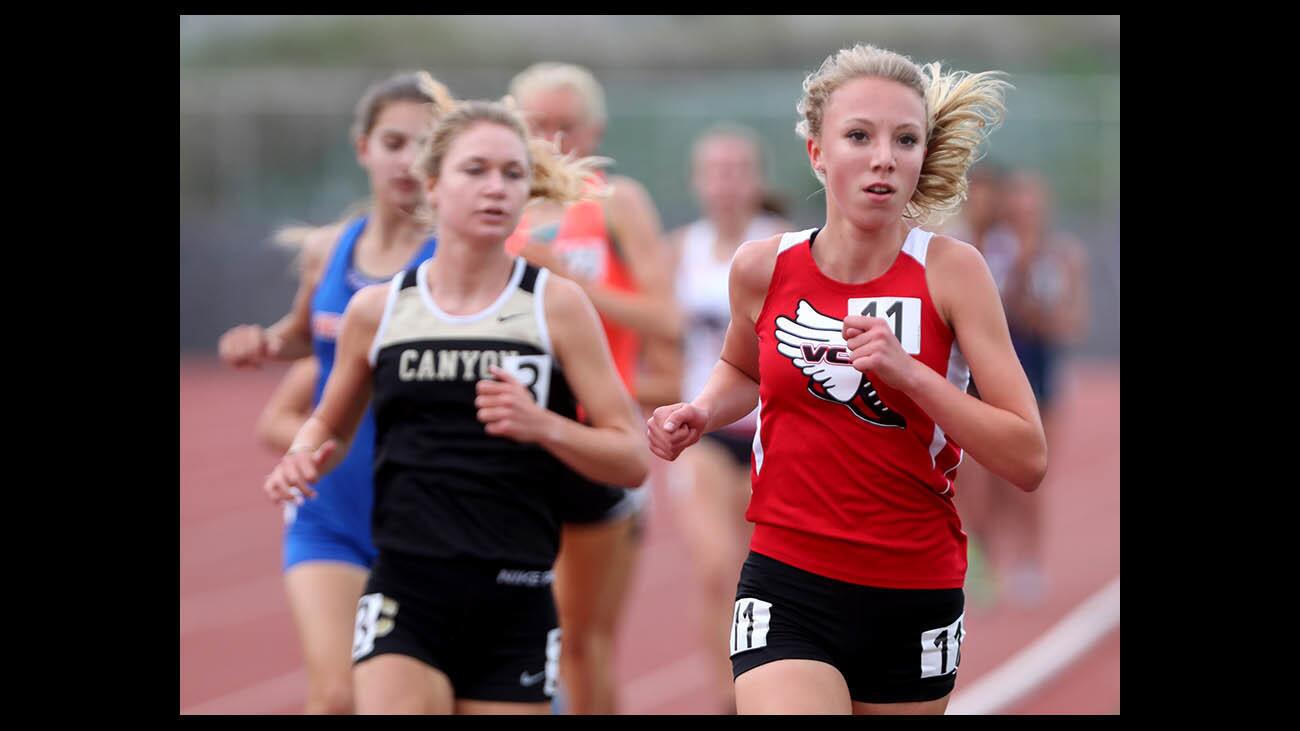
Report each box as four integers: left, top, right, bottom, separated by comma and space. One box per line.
796, 44, 1011, 224
508, 62, 608, 125
271, 200, 371, 252
414, 98, 611, 208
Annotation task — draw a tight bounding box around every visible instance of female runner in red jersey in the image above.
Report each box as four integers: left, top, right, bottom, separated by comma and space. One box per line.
647, 43, 1045, 715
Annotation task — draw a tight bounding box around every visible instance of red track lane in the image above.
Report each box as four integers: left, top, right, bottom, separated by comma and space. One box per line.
1010, 628, 1121, 715
180, 357, 1119, 715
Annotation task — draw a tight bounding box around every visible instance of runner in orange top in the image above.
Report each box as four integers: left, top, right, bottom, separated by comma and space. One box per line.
506, 172, 644, 390
505, 62, 679, 715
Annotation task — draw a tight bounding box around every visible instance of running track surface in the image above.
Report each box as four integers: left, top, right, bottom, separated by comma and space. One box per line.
180, 357, 1119, 714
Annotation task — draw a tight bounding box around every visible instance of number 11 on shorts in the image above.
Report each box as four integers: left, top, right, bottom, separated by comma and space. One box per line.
920, 613, 965, 678
729, 598, 773, 656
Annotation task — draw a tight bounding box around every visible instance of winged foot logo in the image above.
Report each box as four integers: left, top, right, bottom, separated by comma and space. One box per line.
773, 300, 906, 428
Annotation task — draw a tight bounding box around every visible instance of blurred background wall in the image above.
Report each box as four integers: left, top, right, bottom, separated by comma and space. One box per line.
179, 15, 1119, 357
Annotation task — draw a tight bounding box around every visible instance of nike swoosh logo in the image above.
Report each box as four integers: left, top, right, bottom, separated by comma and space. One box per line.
519, 670, 547, 686
498, 312, 530, 322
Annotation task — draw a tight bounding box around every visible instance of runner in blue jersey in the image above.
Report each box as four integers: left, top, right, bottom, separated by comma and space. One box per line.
217, 70, 452, 715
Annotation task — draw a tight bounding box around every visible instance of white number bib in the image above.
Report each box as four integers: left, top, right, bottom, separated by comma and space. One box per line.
847, 297, 922, 355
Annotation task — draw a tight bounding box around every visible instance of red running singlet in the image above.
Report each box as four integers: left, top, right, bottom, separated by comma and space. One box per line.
748, 227, 971, 589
